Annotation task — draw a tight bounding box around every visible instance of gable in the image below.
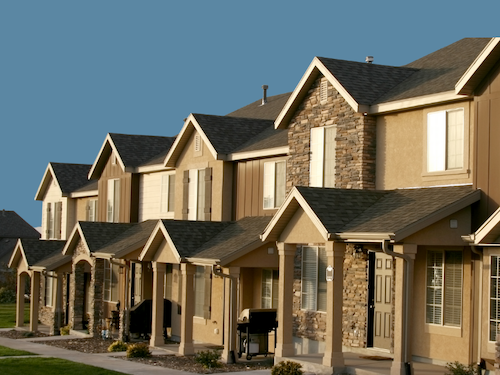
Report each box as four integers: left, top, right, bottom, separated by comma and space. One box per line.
175, 128, 215, 169
279, 207, 326, 244
140, 223, 181, 264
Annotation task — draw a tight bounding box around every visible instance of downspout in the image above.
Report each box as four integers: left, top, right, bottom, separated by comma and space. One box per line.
212, 265, 237, 363
471, 245, 483, 373
381, 240, 412, 375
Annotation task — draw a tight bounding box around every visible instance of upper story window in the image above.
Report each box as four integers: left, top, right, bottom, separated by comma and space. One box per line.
427, 109, 464, 173
426, 250, 462, 327
46, 201, 62, 239
107, 179, 120, 223
184, 168, 212, 221
86, 199, 98, 222
301, 246, 327, 312
194, 266, 211, 319
160, 174, 175, 214
263, 161, 286, 209
310, 126, 336, 187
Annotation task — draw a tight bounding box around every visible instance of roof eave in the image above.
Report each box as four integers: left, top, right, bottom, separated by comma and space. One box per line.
228, 146, 289, 161
333, 232, 394, 242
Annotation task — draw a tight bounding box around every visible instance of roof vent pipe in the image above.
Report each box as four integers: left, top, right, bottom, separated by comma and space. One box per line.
366, 56, 374, 63
261, 85, 268, 105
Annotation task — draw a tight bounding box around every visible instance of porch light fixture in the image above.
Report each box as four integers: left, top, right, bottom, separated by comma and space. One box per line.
450, 219, 458, 229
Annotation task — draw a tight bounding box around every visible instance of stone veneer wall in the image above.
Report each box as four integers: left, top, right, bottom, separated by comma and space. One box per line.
292, 244, 369, 348
286, 76, 376, 191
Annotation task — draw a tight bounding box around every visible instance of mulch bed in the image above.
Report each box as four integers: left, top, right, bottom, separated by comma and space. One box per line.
0, 329, 49, 339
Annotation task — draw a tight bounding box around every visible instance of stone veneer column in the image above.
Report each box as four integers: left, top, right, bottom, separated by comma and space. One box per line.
275, 242, 296, 358
90, 258, 105, 337
16, 273, 26, 328
150, 261, 166, 347
221, 267, 240, 364
391, 244, 416, 375
323, 241, 345, 368
51, 273, 64, 335
179, 263, 195, 355
30, 271, 40, 332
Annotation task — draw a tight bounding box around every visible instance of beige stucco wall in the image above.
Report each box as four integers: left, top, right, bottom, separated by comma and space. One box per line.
376, 100, 474, 190
278, 208, 325, 244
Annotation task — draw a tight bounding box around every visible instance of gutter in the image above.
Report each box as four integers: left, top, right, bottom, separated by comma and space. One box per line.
212, 265, 237, 364
381, 240, 412, 375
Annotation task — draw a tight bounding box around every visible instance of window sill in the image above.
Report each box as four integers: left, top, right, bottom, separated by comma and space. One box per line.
424, 324, 462, 337
193, 316, 208, 325
421, 169, 470, 179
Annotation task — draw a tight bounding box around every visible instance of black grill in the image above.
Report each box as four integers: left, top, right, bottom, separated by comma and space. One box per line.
237, 308, 277, 360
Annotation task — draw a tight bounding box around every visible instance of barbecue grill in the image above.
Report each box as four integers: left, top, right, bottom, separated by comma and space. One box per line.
129, 299, 171, 338
237, 308, 277, 360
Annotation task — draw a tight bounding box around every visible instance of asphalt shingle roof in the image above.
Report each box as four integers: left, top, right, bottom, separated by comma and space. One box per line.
78, 222, 137, 253
109, 133, 176, 168
297, 185, 476, 236
0, 211, 40, 239
227, 92, 292, 120
192, 114, 274, 155
232, 126, 288, 153
17, 239, 66, 266
50, 163, 94, 194
96, 220, 157, 256
32, 250, 71, 270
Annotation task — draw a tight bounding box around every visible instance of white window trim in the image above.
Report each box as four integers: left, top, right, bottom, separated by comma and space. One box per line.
301, 246, 327, 312
104, 259, 119, 303
87, 199, 98, 222
160, 173, 175, 216
188, 169, 205, 221
107, 179, 120, 223
261, 269, 279, 309
263, 160, 286, 210
45, 272, 54, 307
46, 201, 62, 239
310, 126, 336, 188
194, 266, 211, 319
490, 255, 500, 343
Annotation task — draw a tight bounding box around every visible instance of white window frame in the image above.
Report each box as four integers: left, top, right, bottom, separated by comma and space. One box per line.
263, 160, 286, 209
160, 173, 175, 214
188, 169, 205, 221
310, 126, 336, 187
301, 246, 327, 312
46, 201, 62, 239
194, 266, 211, 319
107, 179, 120, 223
86, 199, 98, 222
490, 255, 500, 342
45, 272, 54, 307
261, 269, 278, 309
425, 250, 463, 327
427, 108, 465, 173
104, 259, 119, 302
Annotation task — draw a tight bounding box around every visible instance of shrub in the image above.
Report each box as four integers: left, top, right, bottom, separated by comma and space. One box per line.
60, 325, 71, 335
22, 331, 34, 338
271, 361, 303, 375
445, 361, 479, 375
0, 287, 16, 304
194, 349, 221, 369
126, 343, 151, 358
108, 340, 128, 352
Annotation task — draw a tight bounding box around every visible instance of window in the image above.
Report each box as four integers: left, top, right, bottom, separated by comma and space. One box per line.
46, 202, 62, 239
86, 199, 98, 222
301, 246, 327, 311
426, 250, 462, 326
104, 259, 119, 302
490, 256, 500, 341
310, 126, 336, 187
194, 266, 211, 319
160, 174, 175, 214
262, 269, 278, 309
131, 262, 142, 306
107, 179, 120, 222
263, 161, 286, 209
185, 168, 211, 221
45, 272, 54, 307
427, 109, 464, 172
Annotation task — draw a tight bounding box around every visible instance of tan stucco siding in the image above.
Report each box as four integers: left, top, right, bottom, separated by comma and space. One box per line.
40, 179, 72, 240
278, 208, 325, 244
376, 101, 473, 190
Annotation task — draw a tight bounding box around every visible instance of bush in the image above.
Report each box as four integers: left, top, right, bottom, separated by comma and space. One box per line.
445, 361, 479, 375
22, 331, 34, 338
108, 340, 128, 352
194, 349, 221, 369
60, 325, 71, 335
126, 343, 151, 358
0, 287, 16, 304
271, 361, 303, 375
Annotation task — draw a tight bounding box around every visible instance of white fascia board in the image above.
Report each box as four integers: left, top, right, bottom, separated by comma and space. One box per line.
34, 163, 56, 201
70, 190, 98, 199
137, 164, 175, 174
8, 239, 26, 268
139, 220, 163, 261
164, 114, 218, 167
139, 221, 181, 264
370, 91, 471, 114
473, 206, 500, 244
274, 57, 361, 130
184, 258, 217, 266
62, 223, 83, 256
333, 232, 393, 242
455, 37, 500, 95
88, 134, 126, 179
227, 146, 289, 161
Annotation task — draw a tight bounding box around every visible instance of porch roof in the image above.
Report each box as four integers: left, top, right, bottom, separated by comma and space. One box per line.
467, 206, 500, 245
262, 185, 480, 243
8, 238, 65, 269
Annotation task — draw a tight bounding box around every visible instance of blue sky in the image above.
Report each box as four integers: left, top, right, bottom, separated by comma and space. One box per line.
1, 1, 499, 228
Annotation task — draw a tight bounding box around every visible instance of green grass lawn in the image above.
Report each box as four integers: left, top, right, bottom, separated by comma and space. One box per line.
0, 345, 35, 356
0, 303, 30, 328
0, 357, 126, 374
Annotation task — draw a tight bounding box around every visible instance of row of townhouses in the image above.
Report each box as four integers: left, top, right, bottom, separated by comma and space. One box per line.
9, 37, 500, 374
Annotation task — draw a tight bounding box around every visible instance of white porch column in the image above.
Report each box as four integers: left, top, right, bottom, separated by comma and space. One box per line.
150, 262, 166, 347
53, 273, 64, 335
30, 271, 40, 332
221, 266, 240, 364
275, 242, 296, 358
179, 263, 195, 355
323, 241, 345, 368
391, 243, 416, 375
16, 272, 25, 328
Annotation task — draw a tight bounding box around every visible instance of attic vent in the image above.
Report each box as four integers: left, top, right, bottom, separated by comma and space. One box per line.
194, 134, 202, 153
320, 80, 328, 102
366, 56, 374, 63
111, 153, 117, 165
